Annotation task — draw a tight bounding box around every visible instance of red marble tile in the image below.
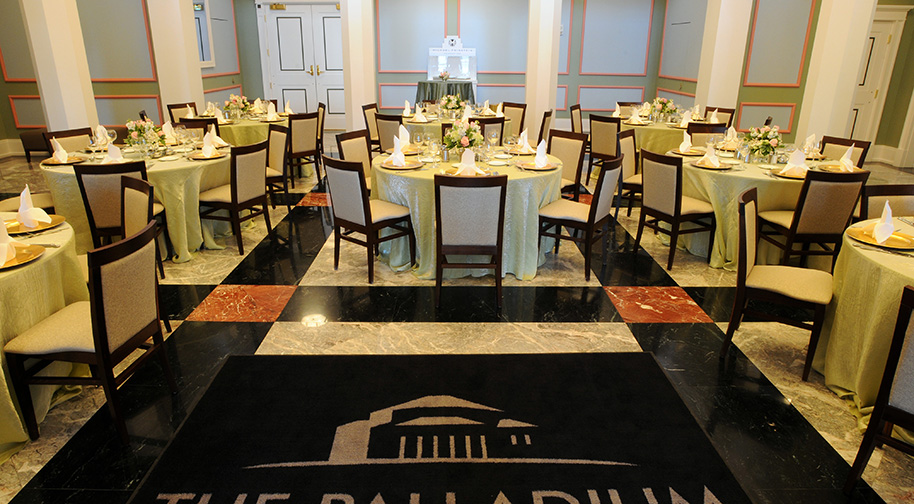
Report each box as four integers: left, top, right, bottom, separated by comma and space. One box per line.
578, 194, 593, 206
604, 286, 712, 324
296, 192, 330, 207
186, 285, 297, 322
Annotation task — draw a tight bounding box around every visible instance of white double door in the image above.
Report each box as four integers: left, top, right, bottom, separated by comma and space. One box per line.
260, 3, 344, 129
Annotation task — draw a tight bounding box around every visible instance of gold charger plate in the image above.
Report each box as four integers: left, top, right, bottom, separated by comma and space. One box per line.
518, 161, 557, 171
381, 159, 423, 170
42, 156, 87, 165
806, 152, 826, 161
190, 152, 228, 161
817, 163, 866, 173
669, 124, 689, 129
670, 148, 704, 157
508, 148, 536, 155
260, 118, 285, 123
5, 214, 66, 235
623, 120, 652, 126
773, 170, 807, 180
0, 245, 45, 270
847, 226, 914, 250
384, 147, 420, 156
690, 161, 730, 170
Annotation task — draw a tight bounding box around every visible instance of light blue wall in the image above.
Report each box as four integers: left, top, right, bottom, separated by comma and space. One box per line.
579, 0, 654, 75
201, 0, 241, 76
377, 0, 446, 73
459, 0, 527, 73
659, 0, 707, 81
744, 0, 814, 86
78, 0, 155, 81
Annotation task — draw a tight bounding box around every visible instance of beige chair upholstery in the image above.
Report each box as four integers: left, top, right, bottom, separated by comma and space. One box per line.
548, 130, 588, 201
0, 192, 54, 213
857, 184, 914, 221
570, 104, 584, 135
362, 103, 381, 152
539, 157, 623, 281
687, 122, 727, 148
617, 101, 642, 117
821, 135, 870, 166
722, 187, 833, 382
435, 174, 508, 307
502, 102, 526, 136
375, 113, 403, 153
288, 111, 321, 184
336, 129, 374, 189
43, 128, 92, 154
475, 117, 506, 146
265, 124, 292, 210
586, 114, 621, 182
537, 109, 553, 145
75, 162, 147, 247
618, 129, 642, 218
704, 106, 735, 128
4, 221, 177, 444
323, 155, 415, 283
167, 102, 197, 123
635, 150, 715, 270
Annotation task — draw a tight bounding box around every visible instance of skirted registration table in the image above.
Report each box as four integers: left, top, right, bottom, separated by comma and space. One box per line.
415, 80, 475, 103
0, 217, 88, 460
217, 118, 288, 147
371, 153, 563, 280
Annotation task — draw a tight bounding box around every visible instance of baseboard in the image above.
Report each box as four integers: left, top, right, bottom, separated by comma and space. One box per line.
868, 144, 901, 167
0, 139, 24, 159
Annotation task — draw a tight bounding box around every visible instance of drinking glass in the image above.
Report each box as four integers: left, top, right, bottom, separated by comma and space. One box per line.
505, 135, 517, 152
487, 129, 499, 153
428, 140, 440, 168
107, 129, 117, 145
413, 132, 423, 150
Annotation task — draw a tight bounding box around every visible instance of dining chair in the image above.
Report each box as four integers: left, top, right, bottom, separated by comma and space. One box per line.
502, 102, 526, 136
42, 127, 92, 154
199, 140, 274, 255
570, 104, 589, 156
721, 188, 833, 381
139, 109, 149, 122
375, 113, 404, 153
336, 129, 374, 189
323, 155, 415, 284
586, 114, 621, 182
265, 124, 292, 211
857, 184, 914, 221
548, 129, 589, 201
758, 170, 869, 269
179, 118, 219, 139
75, 162, 169, 278
362, 103, 382, 153
0, 192, 54, 213
288, 111, 322, 186
844, 285, 914, 493
687, 122, 727, 147
167, 101, 198, 123
617, 101, 642, 117
121, 176, 172, 333
316, 102, 326, 158
764, 116, 773, 126
537, 109, 554, 145
434, 174, 508, 308
634, 149, 716, 270
20, 128, 48, 163
618, 129, 642, 218
704, 106, 735, 128
4, 220, 178, 444
475, 116, 506, 146
539, 156, 622, 281
821, 136, 871, 167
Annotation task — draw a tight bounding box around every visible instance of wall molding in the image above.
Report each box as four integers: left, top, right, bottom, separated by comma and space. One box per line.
95, 94, 163, 126
8, 95, 44, 129
0, 139, 25, 159
657, 0, 698, 83
736, 102, 797, 133
559, 0, 573, 75
869, 144, 902, 167
579, 0, 654, 76
376, 0, 446, 74
202, 0, 242, 79
656, 87, 695, 98
557, 84, 568, 111
204, 84, 243, 95
743, 0, 817, 88
378, 82, 418, 109
577, 85, 645, 112
0, 45, 35, 82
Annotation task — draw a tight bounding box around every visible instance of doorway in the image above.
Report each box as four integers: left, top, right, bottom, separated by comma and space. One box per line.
259, 3, 345, 130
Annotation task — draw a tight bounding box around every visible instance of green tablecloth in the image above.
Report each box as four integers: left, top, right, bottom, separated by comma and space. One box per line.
42, 152, 235, 262
370, 153, 562, 280
0, 218, 89, 461
403, 116, 514, 142
416, 80, 475, 103
621, 122, 687, 155
218, 118, 287, 147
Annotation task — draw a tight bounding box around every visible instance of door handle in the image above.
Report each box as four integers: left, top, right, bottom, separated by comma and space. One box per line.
316, 64, 324, 76
307, 65, 314, 76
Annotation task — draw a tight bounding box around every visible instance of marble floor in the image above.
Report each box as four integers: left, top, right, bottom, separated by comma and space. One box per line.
1, 151, 913, 503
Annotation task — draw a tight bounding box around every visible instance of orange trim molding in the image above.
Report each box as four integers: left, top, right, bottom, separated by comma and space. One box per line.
743, 0, 817, 88
656, 87, 696, 99
736, 102, 797, 133
576, 85, 645, 112
9, 95, 44, 129
579, 0, 655, 77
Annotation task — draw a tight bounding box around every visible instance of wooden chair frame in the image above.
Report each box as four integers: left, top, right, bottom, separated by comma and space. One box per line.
858, 184, 914, 221
537, 109, 554, 145
821, 135, 872, 167
375, 113, 404, 153
474, 116, 506, 146
362, 103, 381, 153
704, 106, 736, 128
265, 124, 292, 211
42, 127, 92, 154
502, 102, 527, 135
586, 114, 622, 181
335, 129, 374, 188
167, 101, 198, 123
618, 129, 642, 218
549, 129, 590, 202
288, 111, 322, 186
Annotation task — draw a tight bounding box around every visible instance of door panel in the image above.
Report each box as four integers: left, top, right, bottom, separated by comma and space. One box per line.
851, 20, 894, 141
265, 5, 315, 114
312, 5, 345, 129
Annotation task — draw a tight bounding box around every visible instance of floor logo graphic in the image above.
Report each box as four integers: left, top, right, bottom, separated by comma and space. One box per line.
246, 395, 635, 469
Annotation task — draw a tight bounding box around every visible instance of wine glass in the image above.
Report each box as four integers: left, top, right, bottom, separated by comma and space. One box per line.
413, 132, 423, 151
504, 135, 517, 153
428, 140, 440, 169
487, 129, 500, 151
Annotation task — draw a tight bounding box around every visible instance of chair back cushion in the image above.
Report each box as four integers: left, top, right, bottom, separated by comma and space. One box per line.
376, 116, 401, 152
592, 161, 621, 223
540, 113, 553, 143
438, 185, 503, 247
363, 106, 379, 140
641, 156, 678, 215
98, 236, 157, 353
502, 103, 525, 134
121, 181, 152, 238
234, 144, 268, 203
619, 131, 637, 181
549, 132, 586, 184
590, 117, 619, 158
289, 114, 319, 153
339, 134, 372, 177
570, 106, 583, 134
796, 180, 863, 234
823, 143, 865, 166
325, 162, 367, 226
867, 195, 914, 220
78, 169, 145, 230
268, 127, 288, 174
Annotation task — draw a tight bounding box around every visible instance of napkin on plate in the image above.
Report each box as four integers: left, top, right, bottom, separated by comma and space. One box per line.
208, 124, 230, 148
217, 114, 228, 125
721, 126, 739, 150
534, 140, 548, 168
709, 109, 719, 123
495, 102, 504, 118
778, 150, 809, 177
95, 125, 108, 145
697, 145, 720, 168
403, 100, 411, 117
253, 98, 264, 114
184, 107, 194, 119
480, 100, 495, 116
803, 134, 817, 153
641, 102, 651, 116
518, 129, 534, 153
412, 106, 428, 122
101, 143, 125, 164
284, 100, 293, 114
456, 149, 486, 176
612, 103, 621, 118
17, 185, 51, 229
462, 105, 472, 121
162, 121, 176, 144
692, 104, 701, 120
678, 114, 690, 128
628, 112, 645, 125
265, 101, 281, 121
201, 129, 218, 158
839, 145, 856, 172
50, 137, 68, 163
679, 131, 692, 153
0, 220, 22, 264
398, 124, 411, 149
873, 201, 895, 244
388, 137, 406, 167
726, 126, 738, 141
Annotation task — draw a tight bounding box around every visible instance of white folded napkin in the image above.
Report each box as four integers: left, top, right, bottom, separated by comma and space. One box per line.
873, 201, 895, 244
709, 109, 719, 123
398, 124, 411, 148
208, 124, 230, 148
266, 102, 281, 121
678, 114, 689, 128
184, 107, 194, 119
412, 108, 428, 123
778, 150, 809, 177
217, 114, 228, 125
206, 101, 216, 115
803, 134, 817, 152
403, 100, 411, 117
388, 137, 406, 167
17, 185, 51, 229
201, 130, 217, 158
50, 137, 68, 163
534, 140, 548, 168
679, 131, 692, 153
612, 103, 621, 118
462, 105, 472, 121
0, 220, 22, 264
697, 145, 720, 168
253, 98, 264, 114
628, 112, 645, 125
284, 100, 293, 114
456, 149, 486, 176
162, 121, 176, 143
692, 104, 701, 120
518, 129, 534, 153
101, 143, 125, 164
95, 125, 108, 145
480, 100, 495, 116
641, 102, 651, 116
839, 145, 856, 172
726, 126, 738, 141
495, 102, 504, 118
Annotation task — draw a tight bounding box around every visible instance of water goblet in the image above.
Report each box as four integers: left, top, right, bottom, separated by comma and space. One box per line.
107, 129, 117, 146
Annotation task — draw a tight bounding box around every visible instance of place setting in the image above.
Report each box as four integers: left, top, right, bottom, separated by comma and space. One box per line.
846, 202, 914, 257
0, 186, 68, 270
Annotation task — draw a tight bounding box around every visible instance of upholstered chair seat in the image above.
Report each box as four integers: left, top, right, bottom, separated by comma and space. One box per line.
745, 265, 833, 305
370, 199, 410, 222
538, 199, 590, 223
4, 302, 93, 354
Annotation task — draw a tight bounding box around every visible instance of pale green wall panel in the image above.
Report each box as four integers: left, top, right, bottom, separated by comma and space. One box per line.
737, 103, 795, 132
235, 0, 263, 99
875, 9, 914, 147
0, 0, 35, 80
95, 96, 161, 125
476, 85, 525, 105
77, 0, 155, 81
579, 86, 646, 111
657, 89, 695, 108
202, 0, 241, 77
658, 0, 707, 81
379, 83, 417, 110
744, 0, 815, 86
204, 85, 241, 109
459, 0, 527, 73
9, 97, 45, 128
558, 0, 572, 74
580, 0, 654, 75
377, 0, 446, 73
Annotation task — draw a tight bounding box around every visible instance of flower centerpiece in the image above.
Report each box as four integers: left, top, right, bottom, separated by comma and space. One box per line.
438, 71, 450, 81
125, 119, 165, 148
442, 119, 484, 151
744, 125, 781, 160
223, 94, 251, 119
439, 94, 463, 111
651, 97, 678, 120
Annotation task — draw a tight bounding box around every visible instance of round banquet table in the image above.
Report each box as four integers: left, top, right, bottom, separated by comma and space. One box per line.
621, 121, 688, 155
403, 116, 514, 142
816, 218, 914, 433
371, 152, 563, 280
217, 118, 288, 147
41, 151, 233, 262
0, 215, 88, 459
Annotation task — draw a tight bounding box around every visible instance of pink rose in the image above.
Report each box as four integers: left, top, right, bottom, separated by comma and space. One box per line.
769, 139, 778, 147
460, 136, 469, 147
225, 100, 230, 106
131, 131, 139, 139
762, 126, 770, 132
158, 131, 165, 136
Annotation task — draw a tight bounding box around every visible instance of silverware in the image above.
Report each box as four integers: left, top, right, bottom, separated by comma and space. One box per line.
898, 217, 914, 227
851, 242, 914, 258
27, 243, 61, 248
